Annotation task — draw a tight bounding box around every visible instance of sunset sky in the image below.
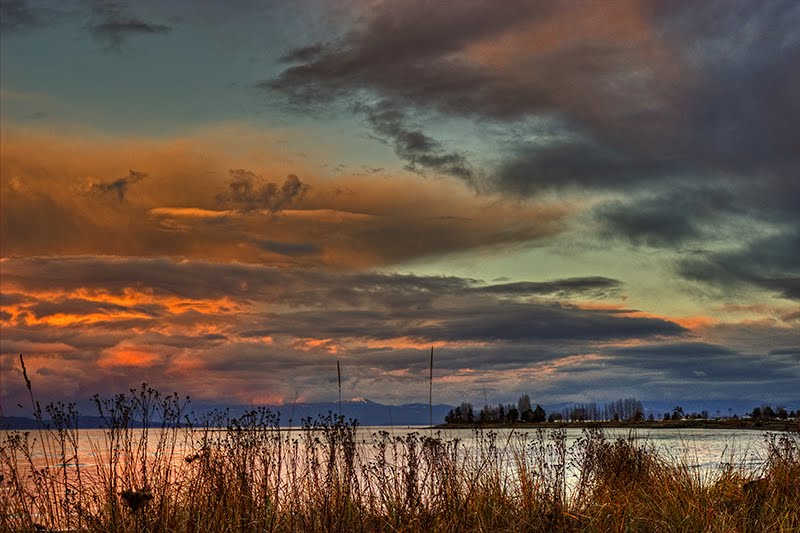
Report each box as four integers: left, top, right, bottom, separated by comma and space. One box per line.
1, 0, 798, 414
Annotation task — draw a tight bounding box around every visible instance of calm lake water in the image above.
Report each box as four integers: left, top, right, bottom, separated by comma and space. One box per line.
3, 425, 777, 479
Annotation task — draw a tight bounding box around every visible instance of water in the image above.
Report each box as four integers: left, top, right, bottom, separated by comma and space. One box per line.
441, 427, 769, 472
2, 425, 775, 478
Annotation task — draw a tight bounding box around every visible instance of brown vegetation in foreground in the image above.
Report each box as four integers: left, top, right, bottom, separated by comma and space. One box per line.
2, 384, 799, 532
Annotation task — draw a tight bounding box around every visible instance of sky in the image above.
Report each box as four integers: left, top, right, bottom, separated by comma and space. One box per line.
1, 0, 798, 415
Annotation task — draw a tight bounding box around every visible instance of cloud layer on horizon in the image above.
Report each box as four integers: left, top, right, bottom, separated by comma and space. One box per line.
2, 255, 796, 412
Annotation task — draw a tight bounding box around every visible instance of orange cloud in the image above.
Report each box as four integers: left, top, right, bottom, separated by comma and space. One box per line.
365, 337, 487, 350
99, 345, 159, 368
572, 300, 716, 332
2, 125, 571, 269
291, 337, 341, 354
0, 285, 244, 330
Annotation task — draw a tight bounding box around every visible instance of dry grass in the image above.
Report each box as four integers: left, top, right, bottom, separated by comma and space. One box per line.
2, 386, 799, 532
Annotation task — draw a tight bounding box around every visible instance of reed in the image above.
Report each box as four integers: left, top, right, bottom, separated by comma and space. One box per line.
2, 386, 799, 532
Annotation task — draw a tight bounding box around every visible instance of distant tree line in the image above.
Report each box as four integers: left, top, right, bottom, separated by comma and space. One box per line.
444, 396, 797, 425
750, 405, 794, 420
661, 404, 796, 421
444, 394, 548, 425
562, 398, 645, 422
445, 396, 646, 424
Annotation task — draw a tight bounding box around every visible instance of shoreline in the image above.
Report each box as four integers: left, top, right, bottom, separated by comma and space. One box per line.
435, 418, 800, 432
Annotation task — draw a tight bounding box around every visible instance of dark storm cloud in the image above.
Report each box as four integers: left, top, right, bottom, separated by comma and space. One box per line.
418, 303, 684, 342
272, 0, 797, 302
216, 171, 310, 213
269, 0, 800, 292
614, 342, 735, 358
272, 1, 800, 186
678, 229, 800, 300
609, 342, 800, 382
494, 141, 676, 195
595, 187, 740, 247
90, 0, 172, 48
769, 347, 800, 357
261, 301, 684, 343
353, 343, 574, 373
0, 257, 616, 308
269, 0, 539, 112
88, 170, 146, 201
2, 256, 679, 345
266, 0, 540, 179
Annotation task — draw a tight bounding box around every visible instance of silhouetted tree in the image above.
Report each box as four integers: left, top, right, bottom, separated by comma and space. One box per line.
570, 407, 587, 422
518, 394, 532, 415
506, 407, 519, 424
531, 404, 546, 423
605, 398, 644, 421
479, 404, 499, 423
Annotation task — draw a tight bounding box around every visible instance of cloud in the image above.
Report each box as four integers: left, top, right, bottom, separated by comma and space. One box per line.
256, 240, 320, 257
3, 256, 798, 410
678, 229, 800, 301
215, 171, 310, 213
268, 0, 800, 297
470, 277, 621, 299
0, 257, 624, 312
0, 255, 696, 409
358, 102, 475, 181
1, 129, 569, 266
271, 1, 799, 187
609, 341, 800, 383
89, 0, 172, 48
263, 302, 684, 344
0, 0, 37, 31
595, 186, 740, 247
87, 170, 147, 201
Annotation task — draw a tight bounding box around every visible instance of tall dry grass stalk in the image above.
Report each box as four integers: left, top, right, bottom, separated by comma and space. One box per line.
429, 347, 433, 435
337, 359, 342, 417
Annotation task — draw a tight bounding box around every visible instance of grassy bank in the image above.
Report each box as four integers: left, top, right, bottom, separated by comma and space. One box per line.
2, 387, 799, 532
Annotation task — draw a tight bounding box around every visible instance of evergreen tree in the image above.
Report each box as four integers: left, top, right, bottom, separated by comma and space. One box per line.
531, 404, 546, 423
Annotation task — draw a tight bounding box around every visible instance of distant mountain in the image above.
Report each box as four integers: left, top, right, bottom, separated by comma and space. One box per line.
255, 399, 454, 427
1, 400, 455, 429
